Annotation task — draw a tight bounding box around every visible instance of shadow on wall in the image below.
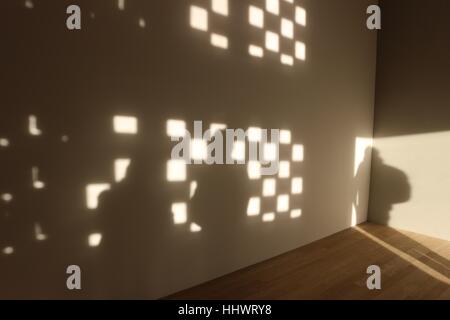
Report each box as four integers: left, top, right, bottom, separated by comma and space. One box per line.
368, 148, 411, 225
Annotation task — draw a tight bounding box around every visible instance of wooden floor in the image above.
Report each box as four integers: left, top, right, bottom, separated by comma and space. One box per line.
168, 223, 450, 300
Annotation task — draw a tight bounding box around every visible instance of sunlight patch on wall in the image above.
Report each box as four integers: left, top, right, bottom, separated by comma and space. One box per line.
248, 161, 262, 180
212, 0, 228, 16
278, 161, 290, 178
263, 179, 276, 197
249, 45, 264, 58
138, 18, 146, 28
190, 181, 198, 199
24, 0, 33, 9
113, 116, 138, 135
28, 115, 42, 136
265, 31, 279, 52
167, 119, 186, 138
190, 222, 202, 233
118, 0, 125, 11
249, 6, 264, 28
277, 194, 290, 212
86, 184, 111, 210
292, 144, 304, 162
262, 212, 275, 222
34, 223, 48, 241
31, 166, 45, 189
266, 0, 280, 15
2, 246, 14, 255
291, 177, 303, 194
191, 139, 208, 161
114, 159, 131, 183
295, 6, 306, 26
1, 193, 13, 203
172, 202, 187, 224
210, 33, 228, 49
231, 141, 246, 161
280, 130, 291, 144
210, 123, 227, 135
247, 197, 261, 216
190, 6, 208, 31
0, 138, 10, 147
167, 160, 187, 182
281, 18, 294, 39
88, 233, 102, 247
354, 137, 373, 177
290, 209, 302, 219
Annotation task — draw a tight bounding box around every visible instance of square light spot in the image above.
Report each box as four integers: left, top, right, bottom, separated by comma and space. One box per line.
212, 0, 228, 16
281, 18, 294, 39
291, 177, 303, 194
291, 209, 302, 219
262, 212, 275, 222
191, 139, 207, 161
190, 223, 202, 233
247, 197, 261, 216
167, 160, 186, 182
263, 143, 278, 162
277, 194, 289, 212
249, 45, 264, 58
232, 141, 246, 161
281, 54, 294, 66
266, 0, 279, 15
114, 159, 131, 182
249, 6, 264, 28
113, 116, 138, 134
248, 161, 262, 179
280, 130, 291, 144
292, 144, 304, 162
190, 6, 208, 31
0, 138, 9, 147
295, 41, 306, 61
265, 31, 279, 52
167, 119, 186, 138
88, 233, 102, 247
172, 203, 187, 224
279, 161, 290, 178
263, 179, 276, 197
210, 33, 228, 49
295, 6, 306, 26
248, 127, 262, 142
86, 184, 111, 210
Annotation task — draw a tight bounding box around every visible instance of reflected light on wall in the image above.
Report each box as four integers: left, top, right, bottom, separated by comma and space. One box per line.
212, 0, 228, 16
265, 31, 279, 52
138, 18, 146, 28
292, 144, 304, 162
1, 193, 13, 203
280, 130, 292, 144
354, 137, 373, 176
32, 166, 45, 189
0, 138, 10, 147
86, 184, 111, 210
2, 246, 14, 255
167, 160, 187, 182
278, 161, 290, 178
290, 209, 302, 219
249, 6, 264, 28
113, 116, 138, 134
191, 139, 208, 161
263, 179, 276, 197
210, 33, 228, 49
295, 41, 306, 61
172, 203, 187, 224
88, 233, 102, 247
249, 45, 264, 58
248, 161, 262, 180
277, 194, 290, 212
114, 159, 131, 182
28, 115, 42, 136
247, 197, 261, 216
262, 212, 275, 222
190, 223, 202, 233
281, 18, 294, 39
167, 119, 186, 138
24, 0, 33, 9
263, 143, 277, 161
232, 141, 246, 161
190, 181, 198, 199
291, 177, 303, 194
295, 6, 307, 26
190, 6, 208, 31
118, 0, 125, 11
34, 223, 48, 241
266, 0, 279, 15
281, 54, 294, 66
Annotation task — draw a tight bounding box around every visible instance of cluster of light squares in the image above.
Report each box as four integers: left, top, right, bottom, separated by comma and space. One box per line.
190, 0, 229, 50
248, 0, 306, 66
246, 128, 304, 222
